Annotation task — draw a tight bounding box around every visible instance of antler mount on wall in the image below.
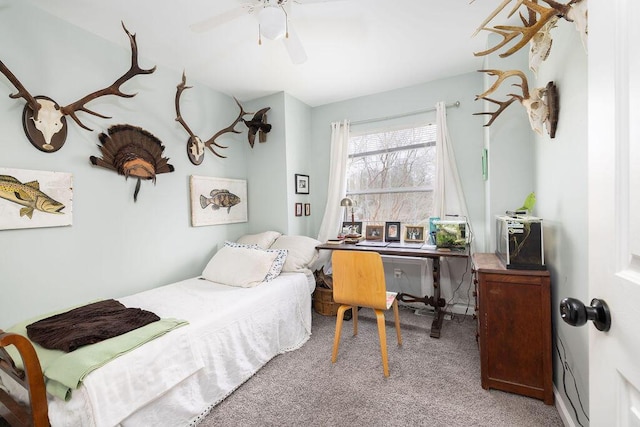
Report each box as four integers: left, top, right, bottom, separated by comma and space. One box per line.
175, 72, 271, 165
0, 22, 155, 153
469, 0, 585, 138
474, 69, 559, 138
175, 72, 250, 164
472, 0, 588, 74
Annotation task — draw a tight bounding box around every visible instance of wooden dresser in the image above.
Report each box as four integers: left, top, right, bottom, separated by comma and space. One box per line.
472, 253, 554, 405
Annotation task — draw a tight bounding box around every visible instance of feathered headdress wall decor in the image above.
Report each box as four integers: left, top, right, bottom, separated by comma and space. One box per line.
90, 124, 174, 201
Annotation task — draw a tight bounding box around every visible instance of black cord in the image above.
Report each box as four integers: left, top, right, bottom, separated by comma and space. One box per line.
443, 215, 474, 322
444, 254, 472, 322
556, 334, 589, 426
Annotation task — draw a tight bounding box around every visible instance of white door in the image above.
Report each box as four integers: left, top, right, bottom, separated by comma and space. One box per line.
588, 0, 640, 424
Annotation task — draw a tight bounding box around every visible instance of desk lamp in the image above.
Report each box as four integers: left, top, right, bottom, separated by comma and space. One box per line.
340, 197, 355, 235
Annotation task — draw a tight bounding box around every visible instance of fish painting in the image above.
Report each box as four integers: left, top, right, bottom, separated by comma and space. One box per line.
200, 189, 240, 213
0, 175, 65, 218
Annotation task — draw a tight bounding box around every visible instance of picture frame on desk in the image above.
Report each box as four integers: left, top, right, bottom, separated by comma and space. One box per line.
342, 221, 362, 235
404, 225, 425, 243
385, 221, 401, 242
365, 225, 384, 241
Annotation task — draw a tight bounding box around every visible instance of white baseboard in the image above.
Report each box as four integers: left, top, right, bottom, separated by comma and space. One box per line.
401, 302, 474, 318
554, 386, 577, 427
448, 302, 475, 317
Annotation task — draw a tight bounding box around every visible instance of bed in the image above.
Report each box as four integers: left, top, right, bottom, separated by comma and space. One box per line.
0, 232, 321, 427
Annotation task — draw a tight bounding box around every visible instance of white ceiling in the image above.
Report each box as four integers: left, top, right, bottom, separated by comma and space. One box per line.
23, 0, 512, 107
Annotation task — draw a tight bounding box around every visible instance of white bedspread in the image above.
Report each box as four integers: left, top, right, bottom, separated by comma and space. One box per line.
3, 272, 313, 427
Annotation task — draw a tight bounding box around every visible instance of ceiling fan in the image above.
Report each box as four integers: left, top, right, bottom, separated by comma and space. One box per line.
190, 0, 345, 64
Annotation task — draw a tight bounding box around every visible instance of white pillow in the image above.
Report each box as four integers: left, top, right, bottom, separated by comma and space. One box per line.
236, 231, 282, 249
202, 245, 278, 287
270, 235, 321, 272
224, 241, 288, 281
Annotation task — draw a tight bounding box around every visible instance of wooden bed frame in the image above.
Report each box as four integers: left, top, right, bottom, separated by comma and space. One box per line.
0, 330, 48, 427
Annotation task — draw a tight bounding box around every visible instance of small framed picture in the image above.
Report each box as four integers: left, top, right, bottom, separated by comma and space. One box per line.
342, 221, 362, 235
295, 203, 303, 216
304, 203, 311, 216
404, 225, 425, 243
385, 221, 401, 242
365, 225, 384, 241
295, 174, 309, 194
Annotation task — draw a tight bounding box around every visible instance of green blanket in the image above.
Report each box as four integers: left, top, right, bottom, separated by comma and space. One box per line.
6, 308, 187, 401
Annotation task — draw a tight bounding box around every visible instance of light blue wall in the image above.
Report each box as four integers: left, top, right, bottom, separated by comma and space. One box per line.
0, 2, 317, 328
283, 93, 313, 236
243, 92, 314, 236
306, 74, 490, 313
0, 2, 253, 327
308, 73, 488, 249
532, 23, 589, 426
244, 92, 289, 234
480, 26, 589, 426
2, 7, 589, 423
481, 36, 536, 252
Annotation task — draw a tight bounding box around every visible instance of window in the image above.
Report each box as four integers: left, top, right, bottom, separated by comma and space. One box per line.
346, 123, 437, 227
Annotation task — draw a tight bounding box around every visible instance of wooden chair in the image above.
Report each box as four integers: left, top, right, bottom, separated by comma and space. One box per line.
331, 250, 402, 377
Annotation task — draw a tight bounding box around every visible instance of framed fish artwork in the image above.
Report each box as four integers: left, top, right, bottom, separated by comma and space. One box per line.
0, 167, 73, 231
189, 175, 248, 227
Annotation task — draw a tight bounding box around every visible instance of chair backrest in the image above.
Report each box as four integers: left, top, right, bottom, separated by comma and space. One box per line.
331, 250, 388, 310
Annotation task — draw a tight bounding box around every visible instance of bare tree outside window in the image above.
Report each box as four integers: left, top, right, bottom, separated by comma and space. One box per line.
346, 124, 436, 228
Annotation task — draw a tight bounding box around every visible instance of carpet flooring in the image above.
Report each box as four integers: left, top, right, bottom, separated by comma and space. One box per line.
199, 306, 563, 427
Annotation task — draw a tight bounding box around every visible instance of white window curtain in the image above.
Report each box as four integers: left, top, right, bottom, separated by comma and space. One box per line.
316, 120, 350, 268
432, 101, 474, 306
433, 102, 471, 228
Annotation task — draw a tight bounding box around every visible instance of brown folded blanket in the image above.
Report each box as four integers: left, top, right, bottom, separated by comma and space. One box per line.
26, 299, 160, 352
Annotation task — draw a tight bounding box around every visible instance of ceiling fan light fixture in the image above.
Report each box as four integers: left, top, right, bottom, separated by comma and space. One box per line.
258, 5, 287, 40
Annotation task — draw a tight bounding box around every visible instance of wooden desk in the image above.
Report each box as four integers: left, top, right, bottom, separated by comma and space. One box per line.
316, 243, 469, 338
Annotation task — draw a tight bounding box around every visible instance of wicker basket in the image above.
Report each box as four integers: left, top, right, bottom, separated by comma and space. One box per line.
313, 287, 339, 316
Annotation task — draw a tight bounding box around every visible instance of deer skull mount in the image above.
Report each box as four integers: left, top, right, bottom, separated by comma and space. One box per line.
175, 73, 207, 165
0, 22, 156, 153
474, 69, 559, 138
176, 72, 265, 164
472, 0, 588, 74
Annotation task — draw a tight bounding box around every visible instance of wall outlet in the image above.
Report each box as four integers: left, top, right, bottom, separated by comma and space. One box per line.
394, 268, 402, 278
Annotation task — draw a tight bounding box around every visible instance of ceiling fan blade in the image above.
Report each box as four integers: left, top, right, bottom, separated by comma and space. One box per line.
283, 24, 307, 64
190, 6, 248, 33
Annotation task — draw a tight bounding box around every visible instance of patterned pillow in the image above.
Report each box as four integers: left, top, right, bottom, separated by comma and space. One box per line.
264, 249, 288, 281
225, 240, 259, 250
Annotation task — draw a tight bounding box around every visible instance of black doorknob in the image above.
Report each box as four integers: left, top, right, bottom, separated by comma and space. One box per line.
559, 297, 611, 332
